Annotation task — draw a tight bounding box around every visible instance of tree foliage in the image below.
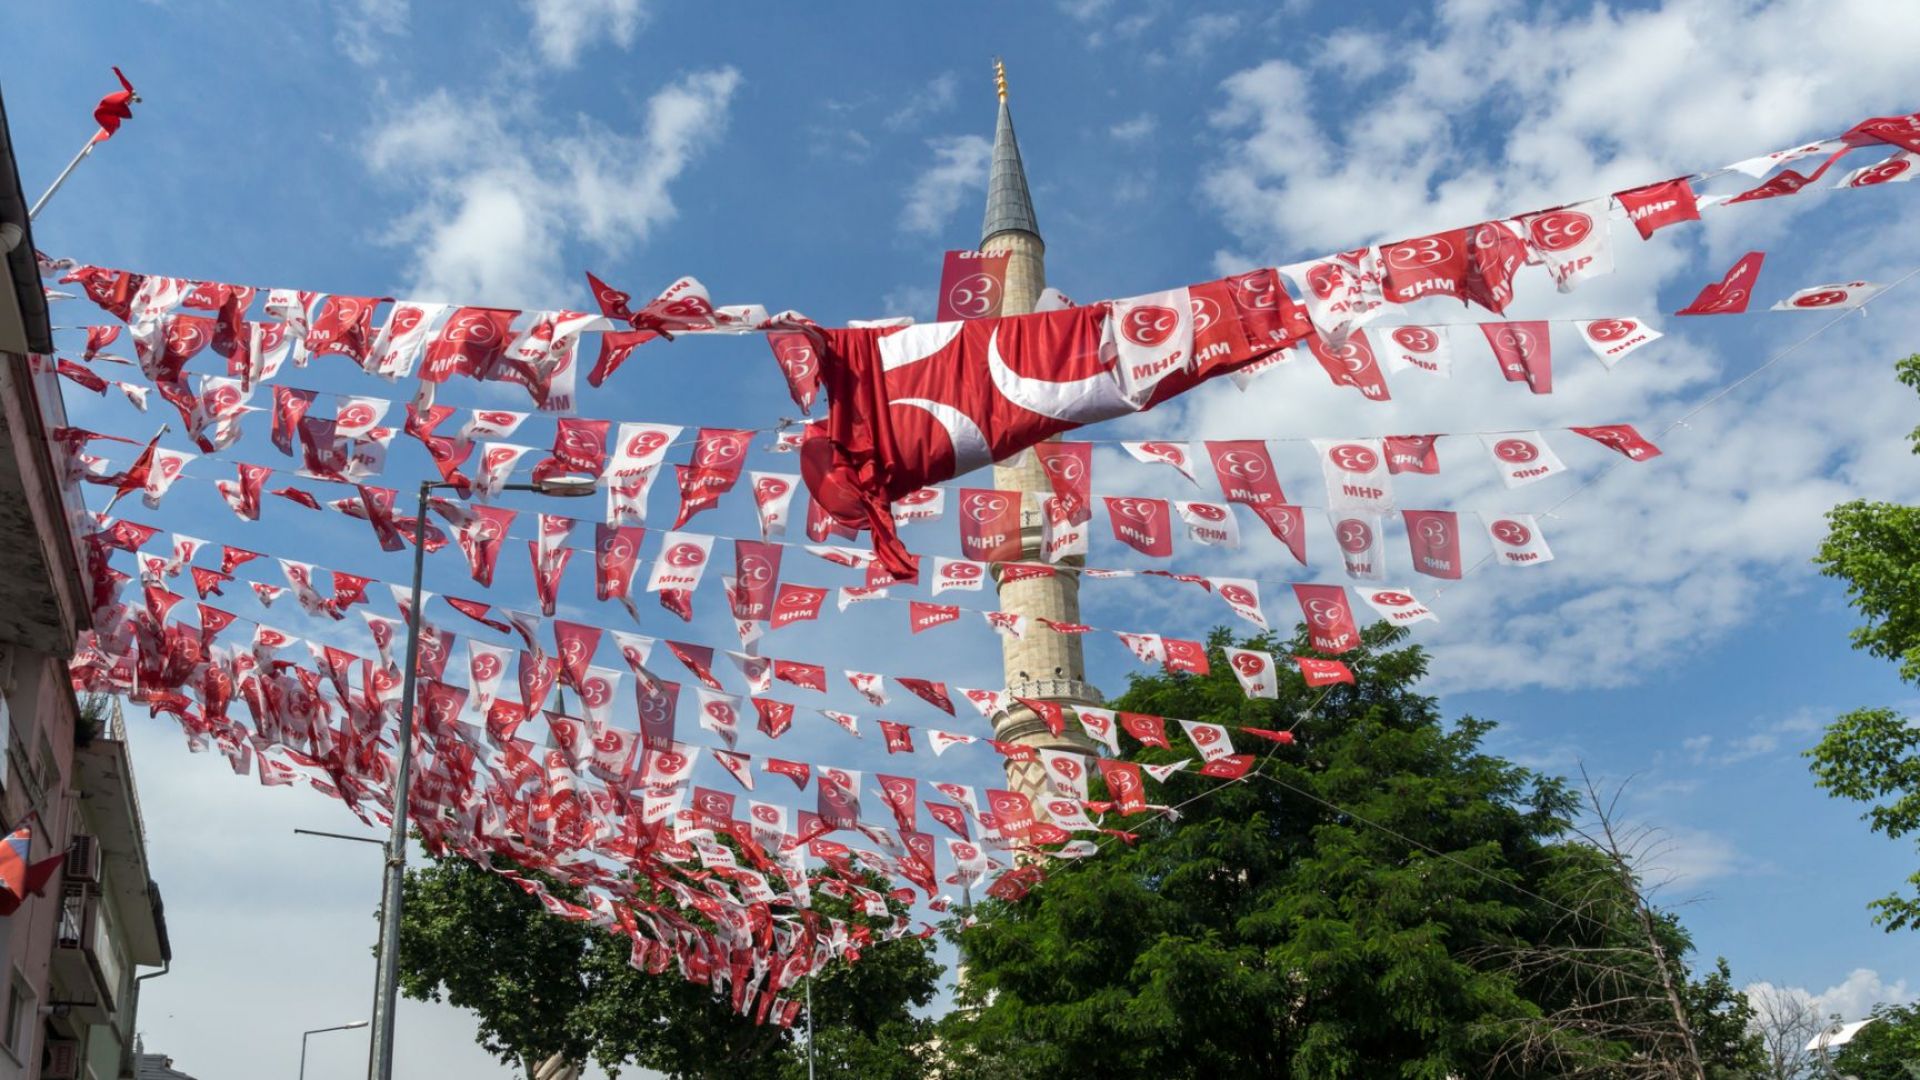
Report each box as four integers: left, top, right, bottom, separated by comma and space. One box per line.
1808, 353, 1920, 930
396, 852, 940, 1078
1831, 1001, 1920, 1079
933, 623, 1760, 1079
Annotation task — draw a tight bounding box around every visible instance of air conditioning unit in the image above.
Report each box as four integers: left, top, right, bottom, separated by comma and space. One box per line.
64, 835, 99, 885
43, 1037, 79, 1079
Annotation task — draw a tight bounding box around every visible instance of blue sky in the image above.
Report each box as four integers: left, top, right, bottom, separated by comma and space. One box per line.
11, 0, 1920, 1076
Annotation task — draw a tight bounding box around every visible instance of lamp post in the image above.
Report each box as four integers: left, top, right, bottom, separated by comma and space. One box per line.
294, 829, 389, 1079
368, 475, 597, 1080
301, 1021, 369, 1080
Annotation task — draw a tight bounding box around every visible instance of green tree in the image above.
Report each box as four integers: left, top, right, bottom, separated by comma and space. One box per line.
396, 851, 940, 1078
934, 623, 1761, 1079
1831, 1002, 1920, 1079
1807, 354, 1920, 930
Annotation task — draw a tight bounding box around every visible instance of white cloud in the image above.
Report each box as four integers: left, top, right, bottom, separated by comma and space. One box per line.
364, 68, 741, 307
336, 0, 409, 67
1747, 968, 1915, 1026
899, 134, 992, 235
1183, 0, 1920, 692
1110, 112, 1158, 143
1179, 12, 1242, 57
523, 0, 650, 68
1682, 708, 1825, 766
886, 72, 960, 132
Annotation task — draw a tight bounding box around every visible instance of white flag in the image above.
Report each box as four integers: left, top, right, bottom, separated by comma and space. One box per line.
1481, 513, 1555, 567
1380, 325, 1453, 377
1481, 432, 1567, 489
1108, 288, 1195, 405
1771, 281, 1887, 312
1225, 648, 1278, 699
1175, 500, 1241, 548
1327, 511, 1386, 581
1573, 318, 1662, 369
1522, 197, 1612, 292
1358, 586, 1437, 626
1313, 438, 1393, 512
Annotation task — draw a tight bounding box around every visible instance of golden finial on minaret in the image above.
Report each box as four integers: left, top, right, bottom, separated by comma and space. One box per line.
994, 58, 1008, 103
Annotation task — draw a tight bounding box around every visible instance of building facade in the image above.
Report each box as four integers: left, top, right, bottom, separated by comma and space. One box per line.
0, 87, 174, 1080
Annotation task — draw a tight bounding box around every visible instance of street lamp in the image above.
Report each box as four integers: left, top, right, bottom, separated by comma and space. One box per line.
301, 1021, 369, 1080
368, 475, 598, 1080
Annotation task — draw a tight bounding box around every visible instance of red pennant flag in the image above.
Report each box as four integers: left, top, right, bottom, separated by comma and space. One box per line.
1379, 227, 1470, 305
1569, 424, 1663, 461
909, 602, 960, 634
1204, 440, 1286, 507
529, 542, 571, 617
666, 640, 722, 690
957, 489, 1022, 562
876, 774, 919, 833
1614, 178, 1700, 240
1481, 321, 1552, 395
1013, 697, 1065, 737
1250, 504, 1308, 565
1119, 711, 1169, 749
925, 801, 969, 839
1382, 435, 1440, 476
1402, 509, 1463, 580
553, 621, 602, 693
879, 721, 915, 754
774, 660, 826, 693
895, 677, 954, 715
305, 296, 386, 364
752, 698, 794, 739
1163, 638, 1210, 676
1292, 584, 1359, 655
636, 680, 679, 749
593, 524, 645, 604
1034, 442, 1092, 522
1305, 329, 1391, 402
91, 67, 138, 144
1199, 754, 1256, 779
732, 540, 783, 622
771, 584, 828, 630
1296, 656, 1355, 687
767, 332, 822, 414
1676, 252, 1765, 316
1096, 760, 1147, 815
936, 250, 1010, 321
1104, 496, 1173, 557
421, 307, 518, 383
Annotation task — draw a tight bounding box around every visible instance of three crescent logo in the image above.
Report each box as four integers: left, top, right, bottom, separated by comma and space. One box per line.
1041, 454, 1084, 482
627, 431, 669, 459
1232, 273, 1276, 310
755, 477, 789, 500
1371, 590, 1415, 607
1112, 497, 1159, 524
1217, 449, 1267, 479
947, 273, 1002, 318
1231, 652, 1265, 677
1219, 584, 1256, 608
1853, 159, 1912, 186
1792, 289, 1850, 307
1391, 326, 1437, 353
1493, 438, 1539, 463
1185, 502, 1227, 522
1418, 519, 1450, 545
1329, 443, 1379, 472
1306, 262, 1346, 300
1191, 725, 1221, 745
1386, 235, 1454, 269
965, 494, 1009, 522
1527, 210, 1593, 253
666, 544, 706, 568
1585, 319, 1636, 341
944, 562, 982, 580
1189, 295, 1220, 334
775, 339, 816, 377
1337, 519, 1373, 553
1120, 304, 1180, 348
697, 437, 744, 466
1491, 519, 1532, 546
1305, 598, 1347, 628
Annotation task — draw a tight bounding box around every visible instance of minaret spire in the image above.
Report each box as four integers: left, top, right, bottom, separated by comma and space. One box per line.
978, 62, 1100, 829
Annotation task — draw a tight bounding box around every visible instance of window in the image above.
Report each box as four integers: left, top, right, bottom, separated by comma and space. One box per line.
2, 971, 32, 1062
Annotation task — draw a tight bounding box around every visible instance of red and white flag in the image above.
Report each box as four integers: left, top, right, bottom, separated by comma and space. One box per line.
1359, 586, 1437, 626
1382, 435, 1440, 476
1108, 287, 1194, 405
473, 443, 533, 501
1676, 252, 1765, 316
749, 472, 799, 539
367, 302, 446, 380
1380, 228, 1470, 305
1771, 281, 1886, 311
1481, 321, 1552, 395
1296, 656, 1355, 687
1225, 647, 1278, 699
1573, 318, 1662, 369
1212, 577, 1268, 630
766, 332, 822, 414
1175, 500, 1240, 548
731, 540, 782, 621
1037, 749, 1091, 801
1381, 325, 1452, 377
1074, 705, 1121, 753
1569, 424, 1662, 461
1280, 248, 1386, 342
1481, 432, 1567, 488
1116, 631, 1166, 665
1614, 178, 1700, 240
930, 557, 986, 594
1313, 438, 1393, 513
1328, 511, 1385, 581
891, 486, 946, 526
696, 688, 743, 750
1035, 442, 1092, 522
1835, 151, 1918, 189
1204, 440, 1285, 507
1122, 440, 1198, 485
1104, 496, 1173, 558
958, 488, 1022, 562
1292, 583, 1359, 654
1250, 504, 1307, 565
1481, 513, 1553, 566
1402, 509, 1462, 580
1305, 329, 1392, 401
645, 532, 713, 594
1178, 720, 1235, 763
771, 584, 828, 629
609, 422, 681, 477
1522, 198, 1612, 292
936, 250, 1010, 321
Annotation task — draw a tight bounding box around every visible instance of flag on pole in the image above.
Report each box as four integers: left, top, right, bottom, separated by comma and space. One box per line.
93, 68, 138, 144
0, 828, 65, 917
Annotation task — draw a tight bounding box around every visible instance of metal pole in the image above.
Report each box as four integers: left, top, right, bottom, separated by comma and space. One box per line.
805, 971, 815, 1080
28, 138, 96, 221
303, 1022, 369, 1080
368, 481, 432, 1079
300, 1030, 310, 1080
295, 830, 389, 1080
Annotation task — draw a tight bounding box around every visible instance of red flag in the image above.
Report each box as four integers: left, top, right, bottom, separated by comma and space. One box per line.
936, 250, 1010, 321
767, 332, 822, 414
1402, 509, 1463, 580
1569, 424, 1663, 461
1013, 697, 1065, 738
0, 829, 65, 916
1104, 496, 1173, 558
1096, 760, 1147, 815
771, 584, 827, 630
895, 677, 953, 714
1614, 178, 1700, 240
1119, 711, 1168, 749
879, 721, 915, 754
1382, 435, 1440, 476
731, 540, 782, 622
1676, 252, 1765, 316
1296, 656, 1354, 687
1292, 583, 1359, 654
91, 67, 138, 144
1034, 441, 1092, 522
103, 428, 164, 516
752, 698, 794, 739
1379, 228, 1470, 305
1481, 321, 1552, 395
1204, 440, 1286, 507
774, 660, 826, 693
1305, 329, 1391, 402
957, 489, 1022, 562
593, 524, 644, 605
909, 602, 960, 634
1249, 504, 1307, 565
420, 307, 517, 382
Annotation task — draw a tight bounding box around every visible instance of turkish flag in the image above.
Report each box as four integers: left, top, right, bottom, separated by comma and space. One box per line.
1615, 178, 1700, 239
1676, 252, 1765, 316
91, 68, 138, 143
936, 250, 1010, 321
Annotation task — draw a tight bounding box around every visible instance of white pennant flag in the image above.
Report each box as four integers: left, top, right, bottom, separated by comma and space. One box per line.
1327, 511, 1386, 581
473, 443, 534, 500
1522, 197, 1612, 292
645, 532, 714, 594
890, 486, 946, 526
1380, 325, 1453, 377
1835, 150, 1918, 189
1225, 647, 1279, 699
1116, 632, 1166, 665
1481, 513, 1555, 567
1108, 287, 1195, 405
1481, 432, 1567, 488
1122, 440, 1199, 485
1210, 577, 1268, 629
1358, 586, 1437, 626
1573, 318, 1662, 369
143, 448, 195, 509
1037, 749, 1091, 801
468, 639, 513, 717
1074, 705, 1121, 754
932, 556, 987, 594
1279, 248, 1386, 343
1771, 281, 1887, 312
609, 422, 682, 477
1177, 720, 1235, 763
749, 472, 799, 539
1175, 500, 1240, 548
366, 302, 446, 380
1313, 438, 1393, 512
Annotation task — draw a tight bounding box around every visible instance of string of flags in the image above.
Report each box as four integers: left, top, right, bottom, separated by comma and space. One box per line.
40, 104, 1920, 1018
